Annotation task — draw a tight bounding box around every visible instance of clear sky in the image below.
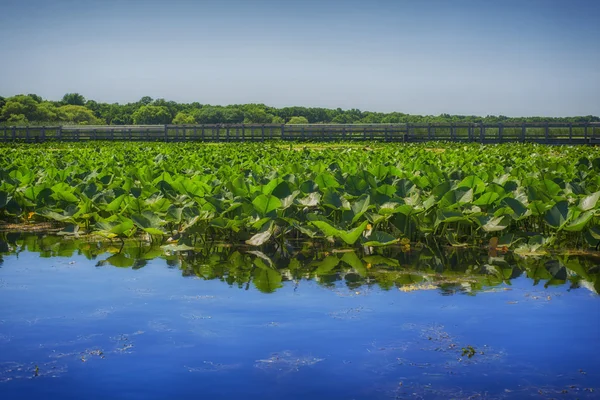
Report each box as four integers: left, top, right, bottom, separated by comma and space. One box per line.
0, 0, 598, 116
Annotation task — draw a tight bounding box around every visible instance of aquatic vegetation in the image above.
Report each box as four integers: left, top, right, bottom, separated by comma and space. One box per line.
461, 345, 477, 358
0, 360, 67, 382
2, 142, 600, 249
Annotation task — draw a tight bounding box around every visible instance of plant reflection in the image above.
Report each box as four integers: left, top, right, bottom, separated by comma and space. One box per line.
2, 233, 599, 294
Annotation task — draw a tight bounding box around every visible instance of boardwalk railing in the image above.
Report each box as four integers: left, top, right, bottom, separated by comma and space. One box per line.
2, 123, 600, 144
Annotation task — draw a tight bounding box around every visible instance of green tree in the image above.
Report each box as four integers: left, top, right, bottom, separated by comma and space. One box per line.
0, 95, 39, 121
62, 93, 86, 106
244, 106, 275, 123
152, 98, 180, 117
139, 96, 153, 105
7, 114, 28, 125
172, 112, 196, 124
222, 108, 244, 123
34, 102, 59, 121
332, 114, 354, 124
192, 107, 223, 124
287, 116, 309, 124
27, 93, 43, 103
132, 105, 172, 124
1, 92, 598, 125
359, 113, 383, 124
58, 105, 103, 124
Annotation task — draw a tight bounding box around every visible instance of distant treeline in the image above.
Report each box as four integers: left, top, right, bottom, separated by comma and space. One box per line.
1, 93, 598, 126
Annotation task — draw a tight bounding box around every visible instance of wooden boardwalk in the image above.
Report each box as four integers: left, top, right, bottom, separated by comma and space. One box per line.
2, 123, 600, 145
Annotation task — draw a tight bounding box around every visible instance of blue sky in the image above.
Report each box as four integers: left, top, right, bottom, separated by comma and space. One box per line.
0, 0, 598, 116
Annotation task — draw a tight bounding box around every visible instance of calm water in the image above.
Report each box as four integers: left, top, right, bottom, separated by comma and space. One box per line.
1, 234, 599, 399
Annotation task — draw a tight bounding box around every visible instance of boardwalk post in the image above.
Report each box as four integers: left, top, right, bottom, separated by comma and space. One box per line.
226, 126, 230, 142
164, 125, 168, 141
584, 123, 588, 142
111, 128, 115, 141
301, 125, 305, 141
521, 123, 526, 142
128, 128, 132, 141
569, 123, 572, 143
241, 125, 245, 141
250, 126, 254, 141
41, 126, 46, 142
427, 124, 432, 140
544, 122, 549, 143
321, 126, 325, 141
281, 124, 285, 140
261, 125, 265, 142
201, 125, 205, 141
363, 127, 366, 140
384, 126, 388, 142
479, 124, 485, 143
498, 123, 503, 142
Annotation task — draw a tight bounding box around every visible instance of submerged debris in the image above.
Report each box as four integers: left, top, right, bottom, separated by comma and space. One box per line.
80, 348, 105, 362
255, 351, 324, 373
185, 361, 241, 373
328, 306, 370, 320
180, 313, 212, 320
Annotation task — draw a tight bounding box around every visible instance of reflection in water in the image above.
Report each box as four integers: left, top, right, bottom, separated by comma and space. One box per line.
1, 233, 599, 294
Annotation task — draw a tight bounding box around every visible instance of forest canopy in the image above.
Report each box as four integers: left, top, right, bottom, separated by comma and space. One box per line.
0, 93, 597, 126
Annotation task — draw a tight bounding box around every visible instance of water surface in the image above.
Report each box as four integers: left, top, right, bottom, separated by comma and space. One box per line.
1, 235, 599, 399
